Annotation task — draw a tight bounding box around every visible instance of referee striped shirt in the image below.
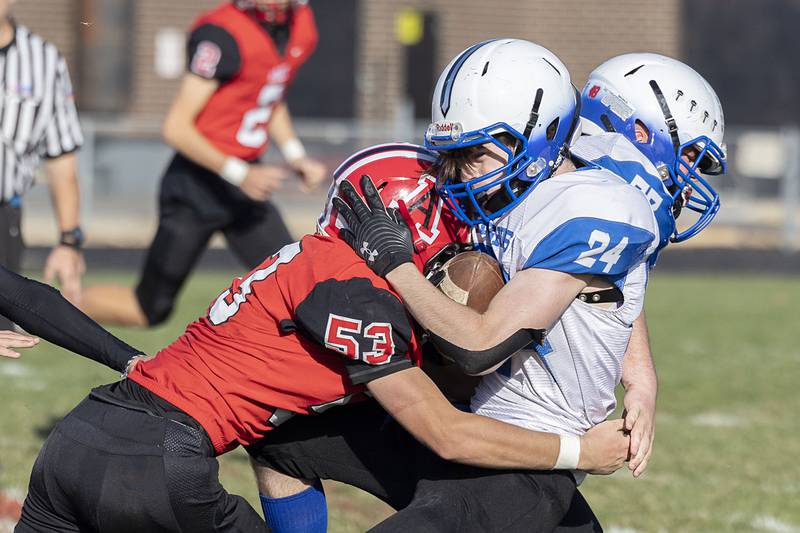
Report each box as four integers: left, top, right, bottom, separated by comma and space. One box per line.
0, 22, 83, 203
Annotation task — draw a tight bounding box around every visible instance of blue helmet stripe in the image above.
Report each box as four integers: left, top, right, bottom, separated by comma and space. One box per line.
439, 39, 497, 117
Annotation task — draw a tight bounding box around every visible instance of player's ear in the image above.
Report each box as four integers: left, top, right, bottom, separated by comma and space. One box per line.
634, 120, 650, 144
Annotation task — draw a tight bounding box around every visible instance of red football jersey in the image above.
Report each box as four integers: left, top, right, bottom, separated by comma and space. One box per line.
129, 235, 421, 455
191, 3, 318, 160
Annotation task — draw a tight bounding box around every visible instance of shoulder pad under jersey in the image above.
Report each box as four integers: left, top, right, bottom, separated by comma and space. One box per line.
572, 133, 676, 257
520, 171, 657, 277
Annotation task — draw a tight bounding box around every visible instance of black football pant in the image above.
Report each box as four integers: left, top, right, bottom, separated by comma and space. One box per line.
135, 153, 292, 326
249, 401, 602, 533
16, 388, 265, 533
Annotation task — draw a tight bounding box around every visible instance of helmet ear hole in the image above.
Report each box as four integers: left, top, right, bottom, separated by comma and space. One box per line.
546, 118, 560, 140
634, 120, 651, 144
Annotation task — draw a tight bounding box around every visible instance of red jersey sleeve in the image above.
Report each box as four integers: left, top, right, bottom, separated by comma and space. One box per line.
293, 276, 415, 385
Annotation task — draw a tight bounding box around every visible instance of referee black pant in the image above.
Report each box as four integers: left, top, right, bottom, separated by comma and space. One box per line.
0, 201, 24, 330
135, 153, 293, 326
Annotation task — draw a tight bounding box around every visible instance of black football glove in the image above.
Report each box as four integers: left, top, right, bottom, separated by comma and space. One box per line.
332, 174, 414, 277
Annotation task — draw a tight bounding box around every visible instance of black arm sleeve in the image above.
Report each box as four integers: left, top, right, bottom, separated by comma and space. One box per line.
0, 267, 141, 372
428, 328, 543, 376
186, 23, 241, 81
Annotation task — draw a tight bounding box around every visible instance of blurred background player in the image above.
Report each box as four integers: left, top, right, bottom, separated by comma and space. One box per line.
0, 0, 85, 329
80, 0, 326, 327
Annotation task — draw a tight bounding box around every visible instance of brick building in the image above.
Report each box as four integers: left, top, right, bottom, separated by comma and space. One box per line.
12, 0, 682, 131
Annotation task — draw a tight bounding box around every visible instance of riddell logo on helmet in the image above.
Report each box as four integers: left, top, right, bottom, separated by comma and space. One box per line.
426, 122, 463, 142
588, 85, 601, 98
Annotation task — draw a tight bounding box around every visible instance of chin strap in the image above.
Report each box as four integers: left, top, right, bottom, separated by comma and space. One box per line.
553, 86, 583, 172
479, 87, 583, 218
649, 80, 681, 153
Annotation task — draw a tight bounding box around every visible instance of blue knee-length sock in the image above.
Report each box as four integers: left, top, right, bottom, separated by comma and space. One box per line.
260, 482, 327, 533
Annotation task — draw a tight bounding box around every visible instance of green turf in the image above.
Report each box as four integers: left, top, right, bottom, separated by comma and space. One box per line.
1, 271, 798, 531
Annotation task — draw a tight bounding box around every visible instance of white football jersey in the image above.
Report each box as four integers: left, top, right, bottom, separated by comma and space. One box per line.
471, 134, 659, 444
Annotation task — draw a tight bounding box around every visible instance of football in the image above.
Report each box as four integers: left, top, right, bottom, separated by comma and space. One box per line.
435, 251, 505, 313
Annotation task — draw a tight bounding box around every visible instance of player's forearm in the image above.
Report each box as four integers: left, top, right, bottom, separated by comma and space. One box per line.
370, 368, 561, 469
621, 311, 657, 396
386, 264, 509, 350
267, 102, 296, 147
45, 153, 80, 232
441, 410, 561, 470
0, 266, 141, 372
268, 102, 306, 167
162, 118, 229, 176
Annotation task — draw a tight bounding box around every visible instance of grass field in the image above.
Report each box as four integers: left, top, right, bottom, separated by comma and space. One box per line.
1, 271, 799, 532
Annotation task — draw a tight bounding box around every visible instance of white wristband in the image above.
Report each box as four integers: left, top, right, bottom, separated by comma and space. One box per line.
554, 434, 581, 470
221, 157, 249, 186
279, 137, 306, 164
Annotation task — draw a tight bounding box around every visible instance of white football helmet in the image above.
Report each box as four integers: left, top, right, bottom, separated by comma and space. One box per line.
426, 39, 580, 225
581, 53, 726, 241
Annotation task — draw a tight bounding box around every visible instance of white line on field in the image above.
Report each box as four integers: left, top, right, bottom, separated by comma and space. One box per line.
690, 412, 749, 428
751, 515, 800, 533
0, 363, 30, 377
16, 380, 45, 391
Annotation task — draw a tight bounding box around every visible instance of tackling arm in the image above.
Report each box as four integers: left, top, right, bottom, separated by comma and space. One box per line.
0, 266, 142, 372
368, 366, 629, 473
